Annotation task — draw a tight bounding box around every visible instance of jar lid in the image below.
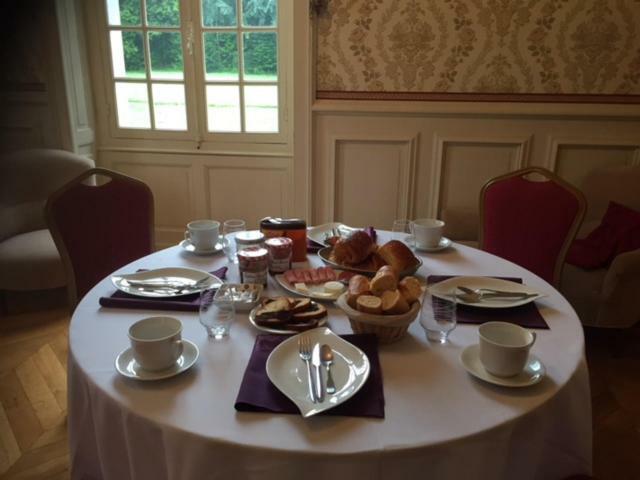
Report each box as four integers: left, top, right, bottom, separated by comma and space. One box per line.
235, 230, 265, 245
260, 217, 306, 230
237, 247, 268, 261
265, 237, 293, 248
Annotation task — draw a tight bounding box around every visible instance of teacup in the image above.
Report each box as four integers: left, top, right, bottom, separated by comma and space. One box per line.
185, 220, 220, 251
128, 317, 183, 371
411, 218, 445, 249
478, 321, 536, 377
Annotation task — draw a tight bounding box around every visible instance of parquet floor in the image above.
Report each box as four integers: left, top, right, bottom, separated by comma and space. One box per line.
0, 302, 638, 480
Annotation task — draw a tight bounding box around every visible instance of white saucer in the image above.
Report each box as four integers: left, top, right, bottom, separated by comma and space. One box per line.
459, 344, 545, 388
115, 339, 199, 381
179, 239, 223, 256
406, 236, 452, 252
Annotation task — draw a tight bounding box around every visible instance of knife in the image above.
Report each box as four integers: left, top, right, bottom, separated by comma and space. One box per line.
311, 343, 324, 402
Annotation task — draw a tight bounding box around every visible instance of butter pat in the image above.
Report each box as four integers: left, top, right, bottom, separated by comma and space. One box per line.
324, 281, 345, 295
294, 283, 309, 294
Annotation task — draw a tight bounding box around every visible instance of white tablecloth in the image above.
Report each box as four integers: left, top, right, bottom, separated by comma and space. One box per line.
68, 233, 592, 480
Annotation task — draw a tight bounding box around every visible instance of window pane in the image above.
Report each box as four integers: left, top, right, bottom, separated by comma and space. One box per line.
110, 31, 145, 78
107, 0, 141, 26
152, 84, 187, 130
149, 32, 184, 80
207, 85, 240, 132
244, 85, 277, 132
243, 32, 277, 81
242, 0, 276, 27
204, 33, 238, 81
202, 0, 236, 27
146, 0, 180, 26
115, 82, 151, 128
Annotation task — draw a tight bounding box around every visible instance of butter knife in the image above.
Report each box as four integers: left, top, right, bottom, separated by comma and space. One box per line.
311, 343, 324, 402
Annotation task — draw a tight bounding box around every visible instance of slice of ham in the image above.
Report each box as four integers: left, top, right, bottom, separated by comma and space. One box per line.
283, 267, 339, 285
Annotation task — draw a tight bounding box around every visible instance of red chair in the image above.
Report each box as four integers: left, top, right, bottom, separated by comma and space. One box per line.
45, 168, 154, 308
479, 167, 586, 288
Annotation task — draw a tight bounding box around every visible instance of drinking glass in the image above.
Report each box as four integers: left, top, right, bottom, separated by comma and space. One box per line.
222, 219, 246, 264
199, 288, 235, 340
392, 219, 412, 244
419, 288, 457, 344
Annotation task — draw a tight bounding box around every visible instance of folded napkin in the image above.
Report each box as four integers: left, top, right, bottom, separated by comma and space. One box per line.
99, 267, 228, 312
306, 237, 322, 253
235, 333, 385, 418
427, 275, 549, 329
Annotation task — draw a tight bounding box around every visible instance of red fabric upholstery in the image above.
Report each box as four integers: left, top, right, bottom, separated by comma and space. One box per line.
482, 174, 582, 285
48, 172, 153, 302
567, 201, 640, 269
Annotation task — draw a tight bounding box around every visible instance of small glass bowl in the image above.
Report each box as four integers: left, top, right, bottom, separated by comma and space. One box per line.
214, 283, 263, 312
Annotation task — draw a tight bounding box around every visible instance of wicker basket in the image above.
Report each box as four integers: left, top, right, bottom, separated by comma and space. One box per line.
335, 293, 421, 344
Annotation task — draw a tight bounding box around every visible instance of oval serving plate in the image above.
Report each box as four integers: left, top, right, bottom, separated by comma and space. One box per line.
317, 247, 422, 277
274, 274, 345, 301
266, 327, 370, 417
248, 302, 328, 335
307, 222, 359, 247
111, 267, 223, 298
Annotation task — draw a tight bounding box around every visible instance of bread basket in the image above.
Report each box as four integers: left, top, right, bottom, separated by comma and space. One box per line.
335, 292, 421, 344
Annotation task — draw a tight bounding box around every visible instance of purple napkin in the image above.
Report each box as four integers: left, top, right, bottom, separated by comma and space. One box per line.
364, 226, 377, 243
235, 333, 385, 418
306, 237, 322, 253
428, 275, 549, 329
99, 267, 228, 312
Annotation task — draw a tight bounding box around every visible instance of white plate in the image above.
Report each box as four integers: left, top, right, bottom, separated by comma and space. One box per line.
406, 236, 452, 252
266, 327, 370, 417
248, 302, 328, 334
274, 274, 345, 301
307, 222, 359, 247
115, 339, 199, 381
111, 267, 223, 298
179, 239, 224, 256
429, 276, 544, 308
317, 246, 423, 277
460, 344, 545, 388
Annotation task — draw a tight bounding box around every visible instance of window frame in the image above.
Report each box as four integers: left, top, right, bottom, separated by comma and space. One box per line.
96, 0, 291, 148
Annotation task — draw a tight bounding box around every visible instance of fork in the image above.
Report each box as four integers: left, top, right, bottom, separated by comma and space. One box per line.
298, 335, 317, 403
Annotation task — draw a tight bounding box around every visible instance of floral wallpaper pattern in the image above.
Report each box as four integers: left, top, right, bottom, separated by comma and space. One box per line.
315, 0, 640, 99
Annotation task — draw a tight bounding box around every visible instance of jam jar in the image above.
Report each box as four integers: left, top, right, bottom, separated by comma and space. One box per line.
260, 217, 307, 262
237, 247, 268, 286
265, 237, 293, 275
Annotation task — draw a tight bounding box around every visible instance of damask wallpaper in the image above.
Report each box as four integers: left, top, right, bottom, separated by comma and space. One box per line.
315, 0, 640, 102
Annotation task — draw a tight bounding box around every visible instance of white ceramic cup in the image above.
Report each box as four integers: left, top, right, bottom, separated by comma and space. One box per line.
478, 321, 536, 377
411, 218, 445, 249
185, 220, 220, 251
128, 317, 184, 371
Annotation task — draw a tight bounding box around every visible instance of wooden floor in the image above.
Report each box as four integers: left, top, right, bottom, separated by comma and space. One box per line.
0, 301, 639, 479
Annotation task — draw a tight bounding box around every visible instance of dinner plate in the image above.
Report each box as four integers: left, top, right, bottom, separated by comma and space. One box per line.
266, 327, 370, 417
406, 236, 452, 252
111, 267, 223, 298
179, 239, 224, 256
317, 246, 423, 277
274, 274, 345, 301
429, 276, 544, 308
248, 302, 328, 334
115, 339, 199, 381
460, 344, 545, 388
307, 223, 359, 247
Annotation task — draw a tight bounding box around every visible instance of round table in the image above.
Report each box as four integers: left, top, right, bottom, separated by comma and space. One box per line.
69, 232, 592, 480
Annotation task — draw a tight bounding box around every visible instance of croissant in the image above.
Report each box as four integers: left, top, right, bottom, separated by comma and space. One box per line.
332, 230, 376, 266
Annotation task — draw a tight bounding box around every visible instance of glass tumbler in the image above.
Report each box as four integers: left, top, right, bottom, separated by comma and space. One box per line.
199, 288, 235, 340
222, 219, 246, 264
392, 219, 412, 244
419, 288, 457, 344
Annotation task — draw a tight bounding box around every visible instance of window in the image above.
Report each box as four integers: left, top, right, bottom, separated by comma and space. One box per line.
102, 0, 287, 143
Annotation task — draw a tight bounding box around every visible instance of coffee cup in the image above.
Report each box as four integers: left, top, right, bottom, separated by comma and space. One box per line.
128, 317, 183, 371
185, 220, 220, 251
411, 218, 444, 249
478, 321, 536, 377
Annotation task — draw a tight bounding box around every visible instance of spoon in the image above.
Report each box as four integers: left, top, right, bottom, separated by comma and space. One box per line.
320, 344, 336, 394
456, 286, 538, 303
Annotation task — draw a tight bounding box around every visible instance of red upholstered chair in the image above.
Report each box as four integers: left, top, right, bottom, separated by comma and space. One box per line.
479, 167, 586, 288
45, 168, 154, 308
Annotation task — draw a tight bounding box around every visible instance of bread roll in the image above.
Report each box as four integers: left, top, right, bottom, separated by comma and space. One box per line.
332, 230, 376, 266
347, 275, 371, 309
377, 240, 420, 273
381, 289, 410, 314
398, 276, 422, 304
356, 295, 383, 314
370, 265, 399, 295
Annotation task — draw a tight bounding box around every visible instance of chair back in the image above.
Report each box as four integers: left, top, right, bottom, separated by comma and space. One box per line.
479, 167, 586, 287
45, 168, 154, 307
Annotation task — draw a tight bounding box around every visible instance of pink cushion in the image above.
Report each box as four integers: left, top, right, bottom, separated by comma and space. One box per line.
567, 201, 640, 269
